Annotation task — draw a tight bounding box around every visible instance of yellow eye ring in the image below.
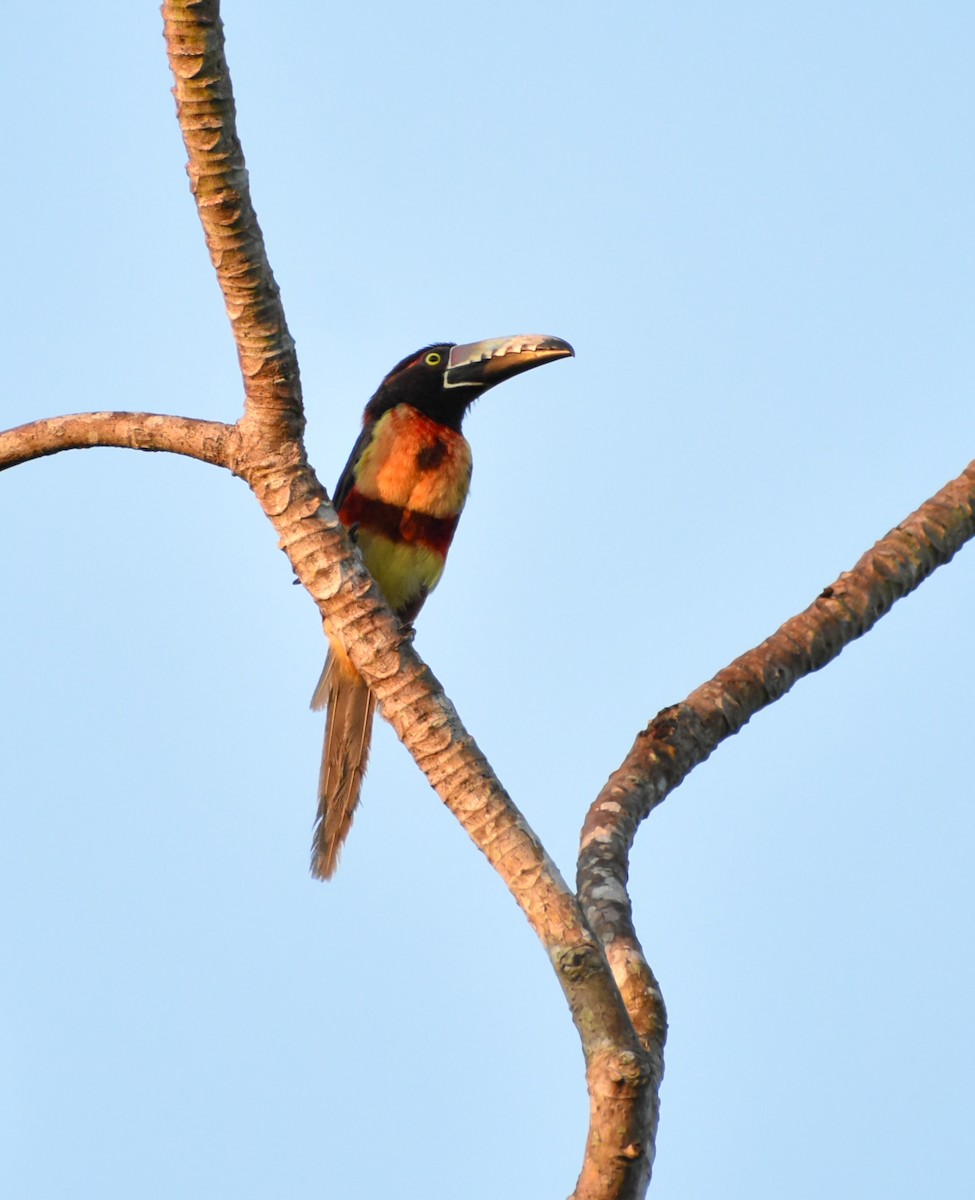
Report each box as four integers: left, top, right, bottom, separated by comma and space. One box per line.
424, 351, 442, 366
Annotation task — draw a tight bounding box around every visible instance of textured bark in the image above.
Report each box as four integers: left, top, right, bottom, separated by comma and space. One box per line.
160, 10, 660, 1193
577, 458, 975, 1172
163, 0, 304, 444
0, 412, 237, 472
248, 459, 655, 1200
2, 4, 970, 1199
1, 5, 660, 1197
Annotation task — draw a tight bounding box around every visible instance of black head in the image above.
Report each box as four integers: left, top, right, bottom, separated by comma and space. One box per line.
364, 335, 574, 432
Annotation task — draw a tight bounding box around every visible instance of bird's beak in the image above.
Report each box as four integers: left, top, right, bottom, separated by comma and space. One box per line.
444, 334, 574, 390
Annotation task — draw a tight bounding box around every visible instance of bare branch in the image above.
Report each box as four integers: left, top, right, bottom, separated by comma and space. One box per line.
248, 455, 654, 1200
159, 7, 657, 1194
577, 456, 975, 1161
2, 4, 965, 1196
0, 412, 237, 472
163, 0, 303, 437
3, 5, 963, 1199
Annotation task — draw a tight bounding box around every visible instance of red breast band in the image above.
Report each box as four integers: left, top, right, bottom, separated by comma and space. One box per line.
340, 489, 460, 557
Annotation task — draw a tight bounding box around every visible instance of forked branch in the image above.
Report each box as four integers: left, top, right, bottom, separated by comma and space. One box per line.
578, 458, 975, 1165
0, 4, 658, 1198
3, 3, 969, 1199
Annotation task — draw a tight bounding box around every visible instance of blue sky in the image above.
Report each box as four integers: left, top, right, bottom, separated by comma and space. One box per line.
2, 3, 973, 1197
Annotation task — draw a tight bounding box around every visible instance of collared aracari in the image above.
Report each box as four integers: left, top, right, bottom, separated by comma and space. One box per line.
310, 333, 574, 879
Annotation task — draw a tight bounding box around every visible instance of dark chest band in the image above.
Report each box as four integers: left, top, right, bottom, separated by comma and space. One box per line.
339, 490, 460, 556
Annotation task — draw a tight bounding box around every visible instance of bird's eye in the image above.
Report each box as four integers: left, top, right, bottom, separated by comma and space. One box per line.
424, 351, 442, 366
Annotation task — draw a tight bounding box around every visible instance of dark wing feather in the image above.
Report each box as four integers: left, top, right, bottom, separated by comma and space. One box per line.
332, 421, 375, 515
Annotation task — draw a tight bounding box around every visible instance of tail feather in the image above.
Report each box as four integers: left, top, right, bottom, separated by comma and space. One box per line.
310, 646, 376, 879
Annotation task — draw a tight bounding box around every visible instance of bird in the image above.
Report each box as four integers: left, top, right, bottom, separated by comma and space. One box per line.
310, 333, 574, 879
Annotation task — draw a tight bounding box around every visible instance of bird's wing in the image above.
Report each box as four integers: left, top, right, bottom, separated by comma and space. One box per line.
332, 421, 374, 515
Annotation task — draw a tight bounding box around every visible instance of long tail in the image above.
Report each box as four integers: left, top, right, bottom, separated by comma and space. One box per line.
309, 643, 377, 879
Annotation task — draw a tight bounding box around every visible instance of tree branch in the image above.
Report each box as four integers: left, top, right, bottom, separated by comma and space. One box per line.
0, 412, 238, 472
4, 5, 965, 1199
163, 0, 303, 439
245, 449, 654, 1200
159, 5, 658, 1195
577, 456, 975, 1163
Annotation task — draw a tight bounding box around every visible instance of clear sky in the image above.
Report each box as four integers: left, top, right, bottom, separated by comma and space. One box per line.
2, 3, 973, 1197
